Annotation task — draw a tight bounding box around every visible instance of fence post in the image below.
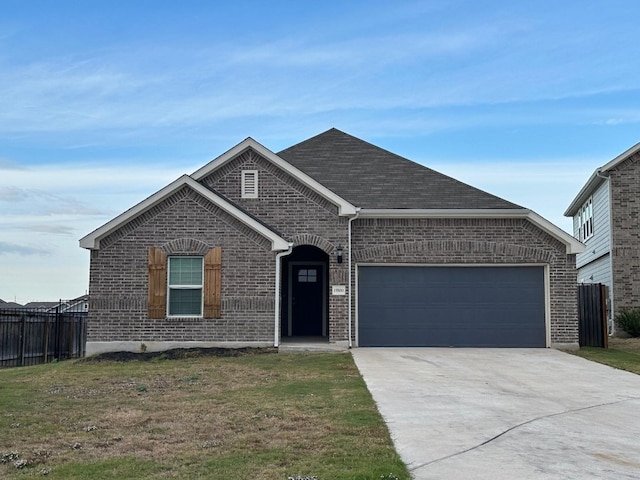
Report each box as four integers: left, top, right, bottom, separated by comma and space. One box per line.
55, 305, 61, 361
20, 313, 27, 367
43, 315, 50, 363
601, 284, 609, 348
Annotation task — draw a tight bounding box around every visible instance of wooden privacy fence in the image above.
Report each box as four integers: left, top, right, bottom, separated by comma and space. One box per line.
578, 283, 608, 348
0, 308, 87, 368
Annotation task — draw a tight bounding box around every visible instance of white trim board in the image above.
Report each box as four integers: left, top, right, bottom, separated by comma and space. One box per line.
191, 138, 357, 216
79, 175, 290, 251
565, 141, 640, 217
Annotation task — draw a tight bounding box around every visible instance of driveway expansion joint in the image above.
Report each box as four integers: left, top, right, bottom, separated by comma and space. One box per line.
409, 396, 640, 474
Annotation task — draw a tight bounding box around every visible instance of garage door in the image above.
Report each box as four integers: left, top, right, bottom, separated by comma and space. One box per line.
358, 266, 546, 347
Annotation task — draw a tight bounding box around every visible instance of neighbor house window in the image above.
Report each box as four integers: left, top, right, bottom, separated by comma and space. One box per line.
241, 170, 258, 198
168, 257, 204, 316
579, 197, 594, 241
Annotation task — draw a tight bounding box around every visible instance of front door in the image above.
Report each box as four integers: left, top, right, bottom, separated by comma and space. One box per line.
290, 263, 325, 336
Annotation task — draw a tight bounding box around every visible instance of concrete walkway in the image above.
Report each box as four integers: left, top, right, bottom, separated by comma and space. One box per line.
352, 348, 640, 480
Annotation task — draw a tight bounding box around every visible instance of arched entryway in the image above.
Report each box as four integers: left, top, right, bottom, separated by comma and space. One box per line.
281, 245, 329, 339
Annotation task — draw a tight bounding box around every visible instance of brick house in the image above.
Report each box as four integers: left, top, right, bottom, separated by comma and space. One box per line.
565, 142, 640, 334
80, 129, 583, 354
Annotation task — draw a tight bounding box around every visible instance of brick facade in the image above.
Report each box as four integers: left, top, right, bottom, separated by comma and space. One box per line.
89, 187, 277, 343
199, 150, 350, 341
352, 218, 578, 345
87, 146, 579, 349
609, 151, 640, 314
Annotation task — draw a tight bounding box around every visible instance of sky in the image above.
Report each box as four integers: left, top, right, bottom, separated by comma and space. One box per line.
1, 0, 640, 304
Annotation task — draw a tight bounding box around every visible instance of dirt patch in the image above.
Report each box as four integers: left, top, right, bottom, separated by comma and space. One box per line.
81, 346, 277, 363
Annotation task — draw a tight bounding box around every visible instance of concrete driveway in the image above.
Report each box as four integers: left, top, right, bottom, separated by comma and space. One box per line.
352, 348, 640, 480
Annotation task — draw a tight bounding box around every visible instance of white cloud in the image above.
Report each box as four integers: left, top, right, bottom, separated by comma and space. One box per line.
0, 186, 30, 201
0, 241, 49, 256
0, 161, 188, 303
0, 10, 637, 139
19, 225, 75, 235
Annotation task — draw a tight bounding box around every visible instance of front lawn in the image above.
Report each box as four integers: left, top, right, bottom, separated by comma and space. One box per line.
0, 350, 408, 479
571, 337, 640, 375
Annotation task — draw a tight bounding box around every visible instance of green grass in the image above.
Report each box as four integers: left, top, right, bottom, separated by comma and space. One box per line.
571, 338, 640, 375
0, 351, 409, 479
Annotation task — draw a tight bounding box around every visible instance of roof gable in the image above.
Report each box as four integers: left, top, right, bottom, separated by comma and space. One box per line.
79, 175, 290, 251
278, 128, 521, 210
191, 138, 357, 216
565, 141, 640, 216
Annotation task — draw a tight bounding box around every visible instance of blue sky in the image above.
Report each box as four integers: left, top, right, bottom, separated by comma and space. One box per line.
1, 0, 639, 303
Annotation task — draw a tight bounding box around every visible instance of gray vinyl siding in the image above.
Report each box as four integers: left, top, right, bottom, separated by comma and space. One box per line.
577, 253, 611, 287
576, 179, 611, 271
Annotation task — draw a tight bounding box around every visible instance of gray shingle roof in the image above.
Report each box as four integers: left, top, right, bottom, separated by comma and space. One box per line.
278, 128, 521, 210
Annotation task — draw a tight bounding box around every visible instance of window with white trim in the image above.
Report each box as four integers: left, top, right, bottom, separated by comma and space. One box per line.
578, 197, 594, 241
241, 170, 258, 198
168, 256, 203, 316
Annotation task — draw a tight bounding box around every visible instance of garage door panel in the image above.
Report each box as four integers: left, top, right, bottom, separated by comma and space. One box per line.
358, 266, 545, 347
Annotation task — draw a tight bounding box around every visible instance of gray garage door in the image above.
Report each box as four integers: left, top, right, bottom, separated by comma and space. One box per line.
358, 266, 546, 347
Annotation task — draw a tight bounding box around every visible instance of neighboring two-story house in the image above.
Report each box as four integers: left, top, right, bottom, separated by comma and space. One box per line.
80, 129, 583, 354
565, 142, 640, 334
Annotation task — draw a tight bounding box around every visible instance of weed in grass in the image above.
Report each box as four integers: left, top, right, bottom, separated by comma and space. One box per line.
0, 452, 34, 471
0, 452, 20, 464
182, 373, 201, 383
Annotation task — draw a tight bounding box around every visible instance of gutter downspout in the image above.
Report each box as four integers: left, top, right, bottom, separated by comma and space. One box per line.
348, 208, 362, 349
596, 169, 614, 335
274, 243, 294, 348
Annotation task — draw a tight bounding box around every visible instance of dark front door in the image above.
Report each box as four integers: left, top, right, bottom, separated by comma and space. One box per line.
291, 264, 324, 336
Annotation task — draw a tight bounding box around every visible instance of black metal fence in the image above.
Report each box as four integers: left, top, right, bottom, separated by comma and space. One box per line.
0, 306, 87, 368
578, 283, 608, 348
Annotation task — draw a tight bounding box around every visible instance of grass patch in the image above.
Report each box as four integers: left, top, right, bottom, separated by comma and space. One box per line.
0, 351, 408, 479
571, 337, 640, 375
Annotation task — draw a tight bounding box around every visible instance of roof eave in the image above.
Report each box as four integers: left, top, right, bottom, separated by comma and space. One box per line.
565, 141, 640, 217
79, 175, 289, 252
358, 208, 585, 255
564, 171, 606, 217
191, 138, 357, 216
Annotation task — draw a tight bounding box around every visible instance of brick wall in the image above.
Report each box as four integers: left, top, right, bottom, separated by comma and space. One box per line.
200, 150, 351, 341
609, 151, 640, 317
88, 147, 578, 347
352, 217, 578, 345
88, 187, 276, 342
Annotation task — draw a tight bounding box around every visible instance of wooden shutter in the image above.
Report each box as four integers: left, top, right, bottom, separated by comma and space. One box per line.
204, 247, 222, 318
148, 247, 167, 319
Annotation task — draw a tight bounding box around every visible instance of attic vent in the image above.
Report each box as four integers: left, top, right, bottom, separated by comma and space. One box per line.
241, 170, 258, 199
